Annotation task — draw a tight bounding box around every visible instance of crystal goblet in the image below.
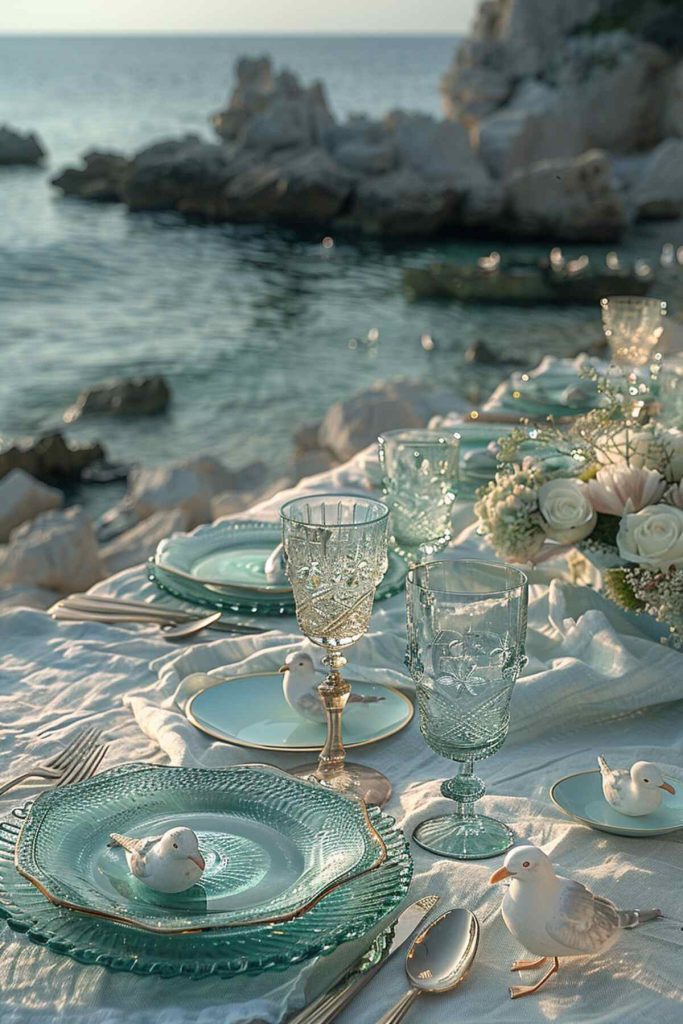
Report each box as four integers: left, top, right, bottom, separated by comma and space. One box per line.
377, 428, 460, 562
406, 558, 528, 859
600, 295, 667, 367
280, 494, 391, 806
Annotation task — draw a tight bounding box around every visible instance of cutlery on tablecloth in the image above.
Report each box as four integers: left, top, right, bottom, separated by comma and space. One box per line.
50, 594, 267, 636
375, 908, 480, 1024
289, 895, 439, 1024
0, 728, 107, 798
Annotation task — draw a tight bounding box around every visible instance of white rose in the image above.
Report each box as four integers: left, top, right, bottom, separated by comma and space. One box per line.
617, 504, 683, 571
538, 478, 597, 544
660, 430, 683, 484
595, 428, 653, 469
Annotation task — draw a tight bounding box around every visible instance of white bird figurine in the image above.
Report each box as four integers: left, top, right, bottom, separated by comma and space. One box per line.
597, 755, 675, 817
109, 826, 206, 893
490, 844, 661, 999
279, 651, 385, 722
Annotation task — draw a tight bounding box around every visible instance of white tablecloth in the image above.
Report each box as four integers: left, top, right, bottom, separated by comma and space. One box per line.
1, 446, 683, 1024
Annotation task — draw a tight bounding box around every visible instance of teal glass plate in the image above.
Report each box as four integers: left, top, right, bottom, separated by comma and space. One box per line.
148, 523, 407, 616
15, 763, 388, 934
550, 770, 683, 837
185, 673, 414, 752
0, 791, 411, 980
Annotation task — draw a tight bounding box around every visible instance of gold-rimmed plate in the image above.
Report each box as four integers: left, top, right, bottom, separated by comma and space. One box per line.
15, 762, 389, 934
185, 671, 414, 752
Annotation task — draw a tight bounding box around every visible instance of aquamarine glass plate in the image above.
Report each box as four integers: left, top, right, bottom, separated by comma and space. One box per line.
156, 521, 292, 595
185, 673, 414, 752
148, 522, 407, 615
0, 793, 411, 979
15, 763, 388, 934
551, 770, 683, 838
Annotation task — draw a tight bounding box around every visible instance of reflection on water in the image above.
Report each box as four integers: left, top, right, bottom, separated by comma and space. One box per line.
0, 36, 674, 515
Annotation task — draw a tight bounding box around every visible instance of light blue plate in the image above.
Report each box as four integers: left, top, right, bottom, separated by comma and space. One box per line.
550, 770, 683, 837
186, 672, 414, 752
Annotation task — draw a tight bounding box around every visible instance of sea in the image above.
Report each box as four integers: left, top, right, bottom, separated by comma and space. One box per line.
0, 35, 673, 515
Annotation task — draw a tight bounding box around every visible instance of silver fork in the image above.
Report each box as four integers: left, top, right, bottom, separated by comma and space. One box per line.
56, 742, 109, 787
0, 727, 103, 797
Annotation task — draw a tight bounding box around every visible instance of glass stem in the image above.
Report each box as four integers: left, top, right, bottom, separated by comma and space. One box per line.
441, 759, 486, 819
316, 650, 351, 782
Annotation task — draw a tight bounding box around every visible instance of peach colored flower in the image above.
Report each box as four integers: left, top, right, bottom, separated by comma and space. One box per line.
584, 465, 666, 516
665, 481, 683, 509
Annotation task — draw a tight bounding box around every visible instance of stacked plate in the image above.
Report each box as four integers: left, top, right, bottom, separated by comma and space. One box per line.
0, 762, 411, 978
149, 519, 408, 615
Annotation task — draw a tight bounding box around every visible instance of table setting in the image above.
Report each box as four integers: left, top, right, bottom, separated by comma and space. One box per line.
1, 296, 683, 1024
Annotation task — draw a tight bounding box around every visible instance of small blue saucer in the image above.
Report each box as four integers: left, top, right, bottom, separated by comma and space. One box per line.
550, 770, 683, 838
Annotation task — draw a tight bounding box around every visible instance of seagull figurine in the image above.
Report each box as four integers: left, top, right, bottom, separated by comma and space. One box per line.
109, 826, 206, 893
597, 755, 675, 817
490, 844, 661, 999
279, 651, 385, 722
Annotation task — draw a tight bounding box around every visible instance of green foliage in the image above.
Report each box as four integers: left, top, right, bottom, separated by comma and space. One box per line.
603, 568, 646, 612
590, 513, 621, 548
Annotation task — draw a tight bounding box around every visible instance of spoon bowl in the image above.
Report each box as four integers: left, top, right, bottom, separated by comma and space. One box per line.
161, 612, 223, 640
376, 907, 479, 1023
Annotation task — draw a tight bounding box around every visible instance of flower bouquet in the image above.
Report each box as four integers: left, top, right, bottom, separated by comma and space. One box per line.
474, 386, 683, 647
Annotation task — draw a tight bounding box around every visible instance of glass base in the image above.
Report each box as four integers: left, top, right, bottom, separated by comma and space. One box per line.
412, 813, 514, 860
289, 761, 392, 807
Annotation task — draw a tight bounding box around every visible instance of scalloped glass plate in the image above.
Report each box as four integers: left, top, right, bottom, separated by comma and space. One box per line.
15, 763, 388, 934
0, 794, 411, 979
148, 522, 407, 616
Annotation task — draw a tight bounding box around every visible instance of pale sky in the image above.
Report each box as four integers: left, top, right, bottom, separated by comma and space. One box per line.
0, 0, 479, 35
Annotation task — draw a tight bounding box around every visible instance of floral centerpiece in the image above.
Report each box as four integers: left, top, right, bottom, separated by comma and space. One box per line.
474, 379, 683, 647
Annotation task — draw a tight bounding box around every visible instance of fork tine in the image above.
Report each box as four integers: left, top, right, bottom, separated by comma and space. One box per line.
57, 743, 108, 788
44, 727, 101, 770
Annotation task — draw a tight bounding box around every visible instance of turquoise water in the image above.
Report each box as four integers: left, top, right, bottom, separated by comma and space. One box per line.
0, 35, 670, 509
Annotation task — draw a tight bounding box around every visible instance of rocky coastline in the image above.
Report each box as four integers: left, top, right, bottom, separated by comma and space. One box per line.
49, 0, 683, 241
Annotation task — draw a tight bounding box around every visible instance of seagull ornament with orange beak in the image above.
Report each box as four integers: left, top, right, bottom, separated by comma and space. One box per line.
490, 844, 661, 999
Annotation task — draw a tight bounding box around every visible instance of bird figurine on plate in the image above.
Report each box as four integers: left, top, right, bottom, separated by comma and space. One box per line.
109, 826, 206, 893
597, 755, 676, 816
490, 843, 661, 999
279, 651, 385, 722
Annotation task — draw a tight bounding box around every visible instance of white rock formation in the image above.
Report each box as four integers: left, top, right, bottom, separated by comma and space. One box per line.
126, 456, 268, 528
0, 507, 105, 594
504, 149, 626, 241
634, 138, 683, 219
100, 508, 189, 575
0, 470, 62, 543
318, 379, 466, 462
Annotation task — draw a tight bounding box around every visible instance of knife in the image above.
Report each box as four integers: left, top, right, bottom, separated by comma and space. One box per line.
289, 894, 439, 1024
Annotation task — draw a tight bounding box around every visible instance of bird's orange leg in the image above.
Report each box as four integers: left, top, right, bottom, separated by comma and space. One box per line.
511, 956, 548, 972
509, 957, 559, 999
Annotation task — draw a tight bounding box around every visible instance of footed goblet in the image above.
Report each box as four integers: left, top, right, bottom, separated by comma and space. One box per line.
406, 558, 528, 859
280, 494, 391, 806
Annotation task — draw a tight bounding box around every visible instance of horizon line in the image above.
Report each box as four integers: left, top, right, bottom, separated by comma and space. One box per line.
0, 30, 463, 38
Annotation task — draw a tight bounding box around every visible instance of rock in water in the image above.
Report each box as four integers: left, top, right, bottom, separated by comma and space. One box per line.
0, 506, 105, 593
504, 150, 626, 242
52, 150, 128, 202
0, 470, 63, 543
0, 125, 46, 166
64, 375, 171, 421
0, 433, 105, 484
634, 138, 683, 220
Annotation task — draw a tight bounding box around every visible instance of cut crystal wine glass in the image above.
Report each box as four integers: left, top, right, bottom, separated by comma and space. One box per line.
281, 494, 391, 805
377, 428, 460, 562
600, 295, 667, 367
406, 558, 528, 859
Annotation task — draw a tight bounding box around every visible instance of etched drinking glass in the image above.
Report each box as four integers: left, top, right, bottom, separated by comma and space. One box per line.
281, 494, 391, 805
600, 295, 667, 367
377, 429, 460, 562
406, 558, 528, 859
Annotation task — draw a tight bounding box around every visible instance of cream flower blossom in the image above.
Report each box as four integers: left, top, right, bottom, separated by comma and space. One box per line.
537, 478, 596, 544
664, 481, 683, 509
660, 430, 683, 484
584, 465, 667, 516
617, 504, 683, 571
594, 428, 653, 469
